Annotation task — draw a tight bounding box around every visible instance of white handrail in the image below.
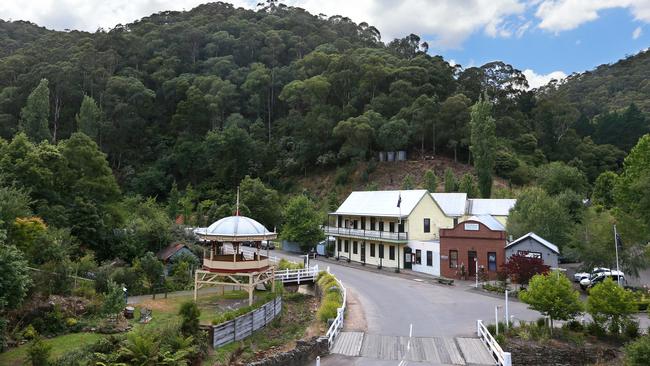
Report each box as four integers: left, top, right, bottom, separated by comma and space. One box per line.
275, 265, 319, 283
324, 266, 347, 349
476, 319, 511, 366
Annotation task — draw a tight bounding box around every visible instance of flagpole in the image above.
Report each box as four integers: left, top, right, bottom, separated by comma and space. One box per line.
614, 224, 621, 286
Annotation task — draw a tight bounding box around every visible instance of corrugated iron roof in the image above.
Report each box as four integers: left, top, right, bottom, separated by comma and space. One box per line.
466, 215, 506, 231
467, 199, 516, 216
431, 193, 467, 216
506, 232, 560, 254
334, 190, 428, 217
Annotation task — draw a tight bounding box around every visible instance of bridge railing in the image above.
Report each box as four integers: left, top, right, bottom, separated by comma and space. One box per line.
325, 266, 347, 349
477, 319, 511, 366
275, 265, 319, 284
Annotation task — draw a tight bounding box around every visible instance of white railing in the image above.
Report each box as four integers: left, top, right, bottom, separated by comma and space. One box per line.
275, 265, 319, 284
325, 266, 347, 349
476, 319, 511, 366
323, 226, 409, 241
222, 245, 281, 264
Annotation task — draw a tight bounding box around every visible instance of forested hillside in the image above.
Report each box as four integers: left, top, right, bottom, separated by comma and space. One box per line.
0, 1, 649, 262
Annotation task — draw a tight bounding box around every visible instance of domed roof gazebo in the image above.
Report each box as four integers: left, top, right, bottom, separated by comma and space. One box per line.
194, 215, 277, 273
193, 191, 278, 305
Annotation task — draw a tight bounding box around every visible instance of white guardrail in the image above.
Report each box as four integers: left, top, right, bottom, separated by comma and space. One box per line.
477, 319, 511, 366
276, 265, 319, 284
324, 266, 347, 349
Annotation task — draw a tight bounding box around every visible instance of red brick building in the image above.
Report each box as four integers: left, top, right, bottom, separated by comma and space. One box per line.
439, 215, 507, 280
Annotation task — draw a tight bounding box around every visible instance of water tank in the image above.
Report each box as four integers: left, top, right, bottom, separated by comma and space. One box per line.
378, 151, 386, 162
387, 151, 395, 161
397, 150, 407, 161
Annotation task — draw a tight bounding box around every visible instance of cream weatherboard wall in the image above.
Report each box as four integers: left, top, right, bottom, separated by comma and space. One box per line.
335, 238, 403, 268
406, 193, 454, 240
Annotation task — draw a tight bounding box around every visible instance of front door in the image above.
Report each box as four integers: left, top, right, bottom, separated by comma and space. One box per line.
468, 251, 477, 277
404, 247, 413, 269
360, 242, 366, 262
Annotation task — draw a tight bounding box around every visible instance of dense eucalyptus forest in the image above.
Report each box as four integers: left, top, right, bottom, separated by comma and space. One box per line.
0, 1, 649, 264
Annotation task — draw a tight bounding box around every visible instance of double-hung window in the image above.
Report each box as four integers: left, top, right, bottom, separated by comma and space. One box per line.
449, 250, 458, 268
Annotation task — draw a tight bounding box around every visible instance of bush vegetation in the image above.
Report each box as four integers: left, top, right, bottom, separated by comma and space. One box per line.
316, 272, 344, 323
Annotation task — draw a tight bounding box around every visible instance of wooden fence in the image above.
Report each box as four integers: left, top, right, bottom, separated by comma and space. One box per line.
211, 296, 282, 348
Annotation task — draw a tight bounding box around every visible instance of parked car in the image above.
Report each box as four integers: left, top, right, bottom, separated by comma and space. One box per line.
579, 270, 626, 290
261, 240, 275, 250
573, 267, 610, 282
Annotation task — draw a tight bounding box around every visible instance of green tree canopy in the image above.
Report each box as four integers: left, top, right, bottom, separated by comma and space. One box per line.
19, 78, 50, 142
239, 175, 282, 230
587, 277, 636, 333
281, 195, 324, 252
75, 95, 101, 140
0, 244, 32, 312
507, 187, 571, 249
470, 96, 496, 198
536, 161, 589, 196
519, 272, 583, 328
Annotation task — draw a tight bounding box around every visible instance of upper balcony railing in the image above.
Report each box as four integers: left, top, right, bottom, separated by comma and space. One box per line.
323, 226, 408, 241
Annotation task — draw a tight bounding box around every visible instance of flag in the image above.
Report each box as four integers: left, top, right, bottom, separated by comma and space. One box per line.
616, 233, 623, 250
397, 193, 401, 208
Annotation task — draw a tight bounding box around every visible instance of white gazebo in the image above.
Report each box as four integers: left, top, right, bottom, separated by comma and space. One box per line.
193, 212, 278, 305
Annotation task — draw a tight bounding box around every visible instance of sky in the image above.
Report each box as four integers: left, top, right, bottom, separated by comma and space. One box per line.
2, 0, 650, 88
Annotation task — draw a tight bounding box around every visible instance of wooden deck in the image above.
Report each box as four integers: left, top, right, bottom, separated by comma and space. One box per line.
333, 332, 496, 365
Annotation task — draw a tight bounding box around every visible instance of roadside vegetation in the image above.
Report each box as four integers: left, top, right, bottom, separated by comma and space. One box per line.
315, 272, 344, 323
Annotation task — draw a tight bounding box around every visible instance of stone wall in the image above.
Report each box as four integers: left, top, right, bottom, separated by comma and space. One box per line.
507, 338, 619, 365
247, 336, 329, 366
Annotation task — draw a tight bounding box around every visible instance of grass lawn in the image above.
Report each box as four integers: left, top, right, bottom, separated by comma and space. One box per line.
0, 289, 261, 365
0, 332, 104, 366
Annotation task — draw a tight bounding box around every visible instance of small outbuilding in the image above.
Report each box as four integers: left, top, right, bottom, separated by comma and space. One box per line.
505, 232, 559, 268
156, 243, 198, 275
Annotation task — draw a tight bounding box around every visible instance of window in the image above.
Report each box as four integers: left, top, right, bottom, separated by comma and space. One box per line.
370, 243, 376, 257
361, 217, 366, 229
344, 240, 349, 252
464, 223, 480, 231
379, 244, 384, 258
370, 217, 376, 230
379, 221, 384, 231
353, 241, 358, 254
488, 252, 497, 272
345, 219, 349, 228
389, 222, 395, 232
338, 216, 343, 227
426, 251, 433, 266
449, 250, 458, 268
389, 245, 395, 260
453, 217, 459, 226
423, 218, 431, 233
415, 249, 422, 264
353, 220, 358, 229
398, 221, 404, 233
337, 240, 341, 252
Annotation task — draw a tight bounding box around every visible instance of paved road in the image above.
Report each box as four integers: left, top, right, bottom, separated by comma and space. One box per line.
274, 250, 541, 337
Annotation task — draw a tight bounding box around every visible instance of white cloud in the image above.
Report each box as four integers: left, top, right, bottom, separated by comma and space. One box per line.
0, 0, 527, 49
523, 69, 567, 89
535, 0, 650, 33
0, 0, 254, 32
633, 26, 643, 39
288, 0, 526, 48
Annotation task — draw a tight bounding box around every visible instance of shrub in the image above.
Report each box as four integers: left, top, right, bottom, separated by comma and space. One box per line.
564, 319, 584, 332
317, 300, 339, 322
586, 321, 606, 338
23, 324, 38, 340
624, 319, 640, 340
179, 301, 201, 336
278, 258, 304, 270
624, 335, 650, 366
587, 277, 637, 336
27, 336, 51, 366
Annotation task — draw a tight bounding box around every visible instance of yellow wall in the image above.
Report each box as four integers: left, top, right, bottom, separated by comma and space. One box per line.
334, 238, 403, 268
407, 194, 454, 241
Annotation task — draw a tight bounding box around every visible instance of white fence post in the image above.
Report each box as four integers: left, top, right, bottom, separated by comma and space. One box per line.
504, 352, 512, 366
316, 356, 320, 366
477, 319, 482, 336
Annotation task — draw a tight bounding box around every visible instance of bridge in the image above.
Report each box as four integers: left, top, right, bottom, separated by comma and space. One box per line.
275, 265, 319, 285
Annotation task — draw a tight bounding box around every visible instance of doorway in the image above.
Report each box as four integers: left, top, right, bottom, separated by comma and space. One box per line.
404, 247, 412, 269
468, 251, 477, 277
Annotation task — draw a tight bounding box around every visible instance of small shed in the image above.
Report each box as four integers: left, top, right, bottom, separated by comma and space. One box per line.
156, 243, 197, 273
505, 232, 559, 268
